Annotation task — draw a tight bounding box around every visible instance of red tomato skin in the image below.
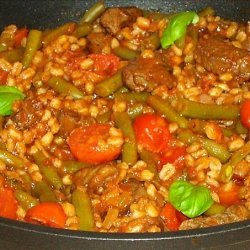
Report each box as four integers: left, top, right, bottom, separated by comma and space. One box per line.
0, 187, 18, 220
14, 27, 28, 47
88, 54, 120, 76
0, 70, 8, 85
160, 203, 186, 231
67, 124, 122, 164
160, 146, 186, 170
133, 114, 172, 153
240, 100, 250, 129
25, 202, 67, 228
218, 184, 240, 206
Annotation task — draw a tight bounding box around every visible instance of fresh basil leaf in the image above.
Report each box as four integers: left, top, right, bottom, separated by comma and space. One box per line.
169, 180, 213, 218
160, 11, 199, 48
0, 86, 25, 116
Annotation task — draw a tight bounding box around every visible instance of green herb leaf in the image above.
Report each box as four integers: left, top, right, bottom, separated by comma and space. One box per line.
169, 180, 213, 218
160, 11, 199, 48
0, 86, 25, 116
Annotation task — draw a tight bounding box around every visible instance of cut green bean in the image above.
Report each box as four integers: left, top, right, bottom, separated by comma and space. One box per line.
75, 23, 92, 38
80, 1, 106, 24
33, 180, 57, 202
147, 95, 188, 128
62, 160, 90, 174
204, 203, 225, 216
43, 22, 76, 46
143, 10, 177, 20
219, 141, 250, 183
0, 43, 7, 52
139, 149, 159, 180
0, 149, 25, 168
127, 103, 144, 119
22, 29, 42, 69
33, 150, 63, 190
114, 112, 138, 165
96, 110, 112, 123
172, 98, 240, 120
94, 71, 123, 97
235, 120, 248, 135
48, 76, 84, 99
178, 129, 230, 163
71, 189, 94, 231
112, 46, 139, 60
201, 138, 230, 164
141, 33, 160, 50
41, 166, 63, 190
0, 47, 24, 63
15, 190, 38, 211
115, 92, 150, 102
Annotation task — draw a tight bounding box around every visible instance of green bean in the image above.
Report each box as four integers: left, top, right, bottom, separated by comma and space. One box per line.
0, 149, 25, 168
94, 71, 123, 97
33, 150, 47, 167
172, 98, 240, 120
199, 7, 216, 17
115, 86, 129, 94
71, 189, 94, 231
177, 129, 198, 144
33, 150, 63, 190
15, 190, 38, 211
235, 120, 248, 135
188, 120, 233, 138
112, 46, 139, 60
204, 203, 225, 216
75, 23, 92, 38
22, 29, 42, 69
147, 95, 188, 128
201, 138, 230, 164
96, 110, 112, 123
0, 43, 7, 52
114, 112, 138, 165
115, 92, 150, 102
127, 103, 144, 119
141, 33, 160, 50
43, 22, 76, 46
143, 10, 177, 20
33, 180, 57, 202
178, 129, 231, 163
48, 76, 84, 99
139, 149, 159, 180
62, 160, 90, 174
219, 141, 250, 183
80, 1, 106, 24
0, 47, 24, 63
41, 167, 63, 190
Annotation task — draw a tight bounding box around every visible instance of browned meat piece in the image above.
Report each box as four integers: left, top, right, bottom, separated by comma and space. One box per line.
122, 57, 175, 92
87, 32, 112, 54
179, 205, 249, 230
100, 7, 142, 34
195, 37, 250, 83
11, 98, 44, 130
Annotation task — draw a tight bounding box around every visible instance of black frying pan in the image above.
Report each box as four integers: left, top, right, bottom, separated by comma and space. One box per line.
0, 1, 249, 249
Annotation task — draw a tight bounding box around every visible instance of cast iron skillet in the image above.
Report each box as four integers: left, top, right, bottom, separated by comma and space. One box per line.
0, 1, 249, 249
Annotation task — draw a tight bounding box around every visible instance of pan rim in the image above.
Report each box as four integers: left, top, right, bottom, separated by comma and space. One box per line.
0, 217, 249, 240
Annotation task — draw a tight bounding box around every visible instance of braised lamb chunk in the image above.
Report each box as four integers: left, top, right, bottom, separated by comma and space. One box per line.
87, 32, 112, 54
179, 205, 249, 230
11, 98, 44, 130
100, 7, 143, 34
122, 57, 175, 92
195, 36, 250, 83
